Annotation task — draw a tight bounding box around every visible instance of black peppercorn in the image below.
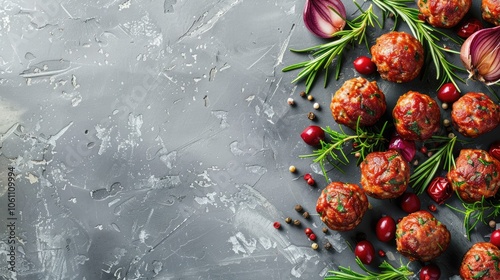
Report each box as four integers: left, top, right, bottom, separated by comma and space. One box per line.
302, 211, 310, 219
322, 227, 328, 233
324, 242, 332, 250
285, 217, 292, 224
294, 204, 303, 212
307, 112, 316, 120
293, 219, 301, 226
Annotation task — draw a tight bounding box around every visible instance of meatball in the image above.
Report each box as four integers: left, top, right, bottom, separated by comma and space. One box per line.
460, 242, 500, 280
360, 150, 410, 199
316, 182, 369, 231
482, 0, 500, 26
395, 210, 450, 262
392, 91, 441, 141
371, 32, 424, 83
330, 77, 386, 129
451, 92, 500, 138
447, 149, 500, 202
418, 0, 471, 28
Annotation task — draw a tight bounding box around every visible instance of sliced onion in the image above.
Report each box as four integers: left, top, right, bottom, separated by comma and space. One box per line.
303, 0, 346, 39
460, 25, 500, 85
388, 135, 416, 162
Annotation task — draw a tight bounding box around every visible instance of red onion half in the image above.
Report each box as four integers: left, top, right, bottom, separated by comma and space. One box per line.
388, 135, 416, 162
303, 0, 346, 39
460, 25, 500, 85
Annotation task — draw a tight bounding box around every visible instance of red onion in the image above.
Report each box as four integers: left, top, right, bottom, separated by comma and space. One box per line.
388, 135, 416, 162
460, 25, 500, 85
303, 0, 346, 39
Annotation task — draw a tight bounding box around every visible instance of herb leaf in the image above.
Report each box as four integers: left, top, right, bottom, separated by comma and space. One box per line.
324, 257, 413, 280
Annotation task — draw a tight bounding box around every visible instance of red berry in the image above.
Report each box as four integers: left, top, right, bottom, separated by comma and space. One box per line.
309, 233, 317, 241
354, 240, 375, 264
489, 141, 500, 161
273, 222, 281, 229
490, 229, 500, 248
375, 216, 396, 242
353, 56, 376, 75
428, 204, 437, 212
304, 173, 312, 180
400, 192, 421, 213
304, 227, 313, 236
306, 178, 315, 186
378, 249, 386, 257
300, 125, 325, 146
419, 264, 441, 280
427, 177, 453, 205
437, 83, 460, 104
456, 17, 483, 38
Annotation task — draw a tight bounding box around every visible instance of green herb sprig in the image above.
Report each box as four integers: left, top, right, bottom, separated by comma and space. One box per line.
282, 4, 379, 93
447, 196, 500, 240
300, 120, 388, 182
324, 257, 413, 280
371, 0, 465, 89
410, 136, 458, 195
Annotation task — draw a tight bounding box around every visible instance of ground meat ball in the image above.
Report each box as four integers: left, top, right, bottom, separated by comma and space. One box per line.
360, 150, 410, 199
330, 77, 386, 129
447, 149, 500, 202
418, 0, 471, 28
451, 92, 500, 138
392, 91, 441, 141
316, 182, 369, 231
482, 0, 500, 26
460, 242, 500, 280
371, 32, 424, 83
395, 210, 450, 262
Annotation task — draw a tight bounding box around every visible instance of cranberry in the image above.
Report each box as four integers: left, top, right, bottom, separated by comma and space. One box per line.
306, 178, 316, 186
375, 216, 396, 242
490, 229, 500, 248
400, 192, 421, 213
304, 173, 312, 180
354, 240, 375, 265
273, 222, 281, 229
304, 227, 313, 236
437, 83, 460, 104
309, 233, 317, 241
378, 249, 386, 257
420, 264, 441, 280
456, 17, 483, 38
300, 125, 325, 146
353, 56, 376, 75
488, 141, 500, 161
427, 177, 453, 204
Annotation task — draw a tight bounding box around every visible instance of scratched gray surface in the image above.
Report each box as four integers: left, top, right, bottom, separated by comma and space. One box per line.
0, 0, 498, 279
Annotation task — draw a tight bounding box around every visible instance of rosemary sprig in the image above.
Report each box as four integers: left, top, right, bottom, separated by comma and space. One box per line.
324, 257, 413, 280
409, 136, 457, 195
447, 196, 500, 240
282, 4, 379, 93
300, 120, 388, 182
371, 0, 465, 89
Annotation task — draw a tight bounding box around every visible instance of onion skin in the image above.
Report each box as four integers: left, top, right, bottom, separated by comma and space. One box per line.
303, 0, 346, 38
388, 136, 416, 162
460, 25, 500, 85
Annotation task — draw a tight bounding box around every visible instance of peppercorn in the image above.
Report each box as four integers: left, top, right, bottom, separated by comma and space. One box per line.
309, 233, 317, 241
441, 102, 449, 110
302, 211, 310, 219
490, 220, 497, 228
273, 222, 281, 229
307, 112, 316, 120
420, 146, 428, 154
428, 204, 437, 212
311, 243, 319, 250
289, 165, 296, 173
294, 204, 303, 212
293, 219, 301, 226
378, 249, 386, 257
299, 91, 306, 97
324, 242, 332, 250
287, 98, 295, 106
322, 227, 328, 233
448, 132, 455, 138
285, 217, 292, 224
313, 102, 320, 110
354, 152, 361, 158
443, 119, 451, 127
307, 95, 314, 101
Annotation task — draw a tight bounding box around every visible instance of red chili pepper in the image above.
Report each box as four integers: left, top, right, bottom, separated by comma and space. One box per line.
426, 177, 453, 204
488, 141, 500, 161
456, 17, 483, 39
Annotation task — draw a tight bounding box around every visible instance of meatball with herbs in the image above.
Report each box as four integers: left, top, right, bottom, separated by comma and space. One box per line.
330, 77, 386, 130
447, 149, 500, 202
451, 92, 500, 138
370, 32, 424, 83
460, 242, 500, 280
360, 150, 410, 199
316, 182, 369, 231
482, 0, 500, 26
392, 91, 441, 141
396, 210, 450, 262
418, 0, 471, 28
